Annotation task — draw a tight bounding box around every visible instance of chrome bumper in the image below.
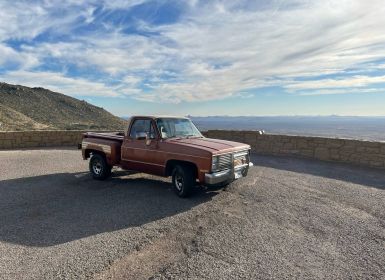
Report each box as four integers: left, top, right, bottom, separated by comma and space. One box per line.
205, 162, 253, 185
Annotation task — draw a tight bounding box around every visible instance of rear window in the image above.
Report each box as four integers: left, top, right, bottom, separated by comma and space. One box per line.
129, 119, 156, 139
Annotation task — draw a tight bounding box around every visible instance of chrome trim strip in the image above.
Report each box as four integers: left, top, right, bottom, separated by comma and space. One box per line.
82, 141, 111, 154
123, 159, 165, 167
205, 161, 251, 185
234, 151, 249, 157
122, 147, 209, 160
205, 169, 232, 185
234, 163, 249, 170
213, 147, 250, 156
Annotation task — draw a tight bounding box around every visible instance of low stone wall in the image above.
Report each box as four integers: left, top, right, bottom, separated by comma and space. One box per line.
204, 130, 385, 169
0, 131, 89, 149
1, 130, 385, 169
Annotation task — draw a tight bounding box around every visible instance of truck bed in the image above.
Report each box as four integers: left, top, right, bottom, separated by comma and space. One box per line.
83, 132, 124, 142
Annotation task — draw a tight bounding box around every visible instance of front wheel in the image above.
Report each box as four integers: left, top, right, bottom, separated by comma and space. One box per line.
89, 153, 111, 180
172, 165, 195, 198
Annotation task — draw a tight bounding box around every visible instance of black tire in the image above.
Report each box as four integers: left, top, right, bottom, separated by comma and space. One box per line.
242, 166, 249, 177
89, 153, 111, 180
172, 165, 195, 198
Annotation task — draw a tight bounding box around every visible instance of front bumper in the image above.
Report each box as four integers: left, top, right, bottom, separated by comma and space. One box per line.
205, 162, 253, 185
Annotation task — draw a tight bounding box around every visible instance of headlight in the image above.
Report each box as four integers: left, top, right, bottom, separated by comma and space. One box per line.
211, 155, 220, 172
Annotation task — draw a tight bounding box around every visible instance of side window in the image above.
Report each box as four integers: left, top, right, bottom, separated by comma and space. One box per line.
129, 119, 157, 139
129, 119, 146, 138
149, 123, 156, 139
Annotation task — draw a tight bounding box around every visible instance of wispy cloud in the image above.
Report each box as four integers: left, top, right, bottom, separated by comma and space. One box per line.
0, 44, 39, 69
1, 70, 120, 97
286, 75, 385, 91
1, 0, 385, 102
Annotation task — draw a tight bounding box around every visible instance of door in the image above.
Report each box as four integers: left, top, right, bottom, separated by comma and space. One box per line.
121, 118, 164, 175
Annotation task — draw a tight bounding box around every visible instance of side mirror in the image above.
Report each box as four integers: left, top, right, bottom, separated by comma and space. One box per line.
160, 126, 168, 138
135, 132, 147, 140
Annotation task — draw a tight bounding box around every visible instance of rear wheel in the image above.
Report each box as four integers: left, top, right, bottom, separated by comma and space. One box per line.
172, 165, 195, 198
89, 153, 111, 180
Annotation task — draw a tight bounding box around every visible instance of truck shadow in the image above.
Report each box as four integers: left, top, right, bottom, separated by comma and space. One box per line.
0, 172, 216, 247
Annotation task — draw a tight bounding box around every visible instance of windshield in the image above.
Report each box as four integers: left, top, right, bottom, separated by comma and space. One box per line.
156, 118, 203, 139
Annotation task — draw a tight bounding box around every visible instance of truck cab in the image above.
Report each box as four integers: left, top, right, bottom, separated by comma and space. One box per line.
81, 116, 253, 197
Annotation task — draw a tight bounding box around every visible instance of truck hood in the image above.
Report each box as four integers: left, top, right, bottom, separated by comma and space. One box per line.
166, 137, 250, 154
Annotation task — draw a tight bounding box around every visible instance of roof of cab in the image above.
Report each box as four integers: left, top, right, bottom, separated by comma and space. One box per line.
130, 115, 189, 119
124, 116, 190, 136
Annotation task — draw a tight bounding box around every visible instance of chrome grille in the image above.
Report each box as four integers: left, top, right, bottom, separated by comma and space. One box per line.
234, 150, 249, 168
218, 153, 232, 171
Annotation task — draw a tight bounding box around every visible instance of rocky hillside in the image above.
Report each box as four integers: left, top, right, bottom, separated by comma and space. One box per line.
0, 83, 127, 131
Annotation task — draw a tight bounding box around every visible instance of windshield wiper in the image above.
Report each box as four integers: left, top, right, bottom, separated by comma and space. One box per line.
185, 135, 203, 139
167, 134, 202, 139
167, 135, 183, 140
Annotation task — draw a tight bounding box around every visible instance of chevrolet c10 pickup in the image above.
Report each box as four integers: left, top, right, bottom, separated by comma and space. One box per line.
80, 116, 253, 197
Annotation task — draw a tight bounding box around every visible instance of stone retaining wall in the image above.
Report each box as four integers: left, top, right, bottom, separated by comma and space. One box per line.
0, 131, 90, 149
204, 130, 385, 169
1, 130, 385, 169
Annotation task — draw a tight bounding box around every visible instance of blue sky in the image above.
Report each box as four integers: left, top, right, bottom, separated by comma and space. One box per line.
1, 0, 385, 116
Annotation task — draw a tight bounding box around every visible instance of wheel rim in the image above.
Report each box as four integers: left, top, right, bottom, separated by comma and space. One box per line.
175, 173, 184, 191
92, 159, 102, 175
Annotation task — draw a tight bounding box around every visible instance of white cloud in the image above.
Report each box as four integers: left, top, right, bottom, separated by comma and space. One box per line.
0, 70, 120, 97
0, 44, 39, 69
83, 6, 96, 24
0, 1, 80, 41
1, 0, 385, 102
286, 75, 385, 91
122, 0, 385, 102
101, 0, 148, 10
0, 1, 149, 41
19, 34, 167, 75
298, 88, 385, 96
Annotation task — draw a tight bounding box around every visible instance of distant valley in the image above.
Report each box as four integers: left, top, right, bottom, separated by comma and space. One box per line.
190, 116, 385, 141
121, 115, 385, 141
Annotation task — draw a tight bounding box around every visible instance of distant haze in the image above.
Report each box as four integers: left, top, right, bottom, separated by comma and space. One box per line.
188, 116, 385, 141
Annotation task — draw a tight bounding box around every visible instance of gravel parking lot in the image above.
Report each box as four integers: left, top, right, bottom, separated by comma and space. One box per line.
0, 148, 384, 279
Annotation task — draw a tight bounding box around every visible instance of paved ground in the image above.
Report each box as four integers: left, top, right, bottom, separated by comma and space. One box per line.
0, 148, 384, 279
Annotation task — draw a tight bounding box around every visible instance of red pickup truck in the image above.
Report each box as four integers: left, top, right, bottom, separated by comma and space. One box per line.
81, 116, 253, 197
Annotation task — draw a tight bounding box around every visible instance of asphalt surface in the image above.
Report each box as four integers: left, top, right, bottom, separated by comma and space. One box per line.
0, 148, 384, 279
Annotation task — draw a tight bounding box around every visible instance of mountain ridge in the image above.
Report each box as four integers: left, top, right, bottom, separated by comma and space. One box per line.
0, 82, 127, 131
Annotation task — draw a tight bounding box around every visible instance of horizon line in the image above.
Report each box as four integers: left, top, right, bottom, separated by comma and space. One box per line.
120, 115, 385, 118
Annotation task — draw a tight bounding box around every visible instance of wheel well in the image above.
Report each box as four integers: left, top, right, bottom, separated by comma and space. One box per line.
165, 160, 198, 178
85, 149, 105, 159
